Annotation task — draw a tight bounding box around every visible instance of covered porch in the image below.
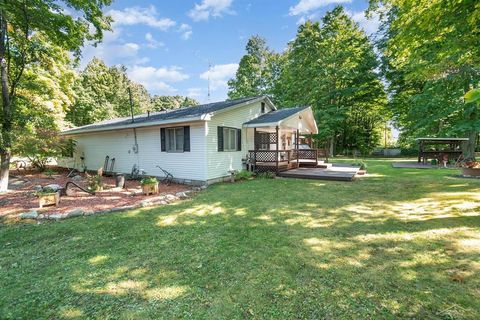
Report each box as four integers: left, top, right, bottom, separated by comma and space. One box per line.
243, 106, 319, 173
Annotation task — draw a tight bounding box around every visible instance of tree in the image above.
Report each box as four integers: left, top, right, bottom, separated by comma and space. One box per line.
228, 36, 280, 100
151, 95, 199, 111
0, 0, 112, 192
370, 0, 480, 158
280, 7, 387, 155
67, 58, 152, 127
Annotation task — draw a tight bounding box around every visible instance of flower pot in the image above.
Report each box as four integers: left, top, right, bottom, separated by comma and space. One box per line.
38, 191, 60, 208
461, 167, 480, 177
142, 182, 159, 195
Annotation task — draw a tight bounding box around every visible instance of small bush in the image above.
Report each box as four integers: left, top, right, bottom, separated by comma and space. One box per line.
140, 176, 158, 186
256, 172, 276, 179
352, 161, 367, 170
35, 187, 57, 196
235, 170, 253, 181
86, 174, 103, 192
44, 168, 58, 178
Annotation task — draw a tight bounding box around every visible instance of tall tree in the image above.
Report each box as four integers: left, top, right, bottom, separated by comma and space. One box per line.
151, 95, 199, 111
227, 36, 280, 100
280, 7, 387, 154
0, 0, 112, 191
370, 0, 480, 159
67, 58, 153, 127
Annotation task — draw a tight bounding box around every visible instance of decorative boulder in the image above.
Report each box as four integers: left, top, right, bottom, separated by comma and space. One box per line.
33, 185, 43, 192
19, 211, 39, 219
44, 184, 62, 192
72, 175, 83, 181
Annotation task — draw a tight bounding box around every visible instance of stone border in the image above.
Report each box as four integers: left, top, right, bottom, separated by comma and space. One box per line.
19, 187, 205, 221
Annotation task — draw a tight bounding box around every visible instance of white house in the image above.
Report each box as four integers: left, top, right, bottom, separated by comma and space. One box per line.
61, 96, 319, 185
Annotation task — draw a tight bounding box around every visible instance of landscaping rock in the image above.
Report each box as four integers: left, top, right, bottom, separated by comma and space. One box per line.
37, 214, 45, 219
175, 192, 189, 199
66, 208, 84, 218
83, 210, 94, 216
19, 211, 38, 219
33, 185, 43, 192
72, 175, 82, 181
44, 184, 62, 192
48, 213, 65, 220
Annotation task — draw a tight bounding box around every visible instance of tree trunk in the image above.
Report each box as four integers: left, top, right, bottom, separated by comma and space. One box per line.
464, 129, 477, 161
0, 10, 11, 192
329, 137, 334, 157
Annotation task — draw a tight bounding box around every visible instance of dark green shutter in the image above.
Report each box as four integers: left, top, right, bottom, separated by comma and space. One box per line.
237, 129, 241, 151
183, 126, 190, 152
217, 126, 224, 151
160, 128, 166, 152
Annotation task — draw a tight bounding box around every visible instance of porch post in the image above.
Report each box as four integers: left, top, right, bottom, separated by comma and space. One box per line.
275, 126, 279, 173
296, 129, 299, 168
253, 127, 257, 171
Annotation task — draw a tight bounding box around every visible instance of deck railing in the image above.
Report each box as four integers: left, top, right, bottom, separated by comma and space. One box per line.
248, 149, 318, 173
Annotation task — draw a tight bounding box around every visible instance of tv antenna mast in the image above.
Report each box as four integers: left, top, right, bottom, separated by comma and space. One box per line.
207, 60, 212, 101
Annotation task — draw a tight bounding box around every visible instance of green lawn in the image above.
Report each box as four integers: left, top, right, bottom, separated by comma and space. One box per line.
1, 159, 480, 319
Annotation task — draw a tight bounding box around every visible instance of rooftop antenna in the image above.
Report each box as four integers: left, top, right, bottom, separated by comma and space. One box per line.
207, 60, 212, 102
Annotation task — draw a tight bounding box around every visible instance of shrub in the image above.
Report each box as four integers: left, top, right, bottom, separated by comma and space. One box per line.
44, 168, 58, 178
352, 160, 367, 170
86, 174, 103, 192
140, 177, 158, 186
235, 170, 253, 181
255, 172, 276, 179
35, 187, 56, 196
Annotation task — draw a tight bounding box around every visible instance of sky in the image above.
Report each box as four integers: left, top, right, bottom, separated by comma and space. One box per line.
80, 0, 379, 104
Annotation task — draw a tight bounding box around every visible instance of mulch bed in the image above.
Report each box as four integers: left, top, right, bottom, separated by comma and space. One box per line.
0, 167, 189, 218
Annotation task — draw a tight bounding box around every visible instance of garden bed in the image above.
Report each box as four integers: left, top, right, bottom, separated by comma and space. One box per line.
0, 167, 191, 219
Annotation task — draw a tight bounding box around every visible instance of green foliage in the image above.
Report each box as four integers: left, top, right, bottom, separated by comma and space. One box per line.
35, 187, 57, 196
234, 170, 254, 181
13, 128, 71, 171
67, 58, 199, 127
352, 160, 367, 170
86, 174, 103, 192
43, 168, 58, 178
229, 8, 387, 155
227, 36, 280, 100
151, 95, 199, 111
255, 171, 276, 179
140, 176, 158, 186
370, 0, 480, 158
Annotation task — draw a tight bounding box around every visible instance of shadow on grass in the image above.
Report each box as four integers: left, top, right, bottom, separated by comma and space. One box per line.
1, 161, 480, 319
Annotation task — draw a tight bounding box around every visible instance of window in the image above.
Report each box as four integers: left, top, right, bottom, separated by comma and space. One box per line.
166, 127, 184, 152
223, 127, 237, 151
218, 126, 241, 152
261, 102, 266, 113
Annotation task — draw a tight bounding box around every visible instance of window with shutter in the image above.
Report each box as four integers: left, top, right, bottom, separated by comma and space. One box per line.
164, 127, 185, 152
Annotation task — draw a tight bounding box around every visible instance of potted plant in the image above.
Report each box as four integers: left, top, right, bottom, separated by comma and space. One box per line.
460, 161, 480, 177
141, 177, 159, 195
352, 160, 367, 175
36, 187, 60, 208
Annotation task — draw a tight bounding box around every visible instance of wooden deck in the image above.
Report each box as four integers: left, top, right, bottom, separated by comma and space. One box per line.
278, 165, 360, 181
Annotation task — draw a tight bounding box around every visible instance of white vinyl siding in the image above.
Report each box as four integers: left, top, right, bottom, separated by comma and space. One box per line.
205, 101, 274, 180
71, 122, 207, 182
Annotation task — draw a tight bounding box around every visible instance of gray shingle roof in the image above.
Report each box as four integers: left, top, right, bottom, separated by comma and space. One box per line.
63, 96, 264, 134
243, 106, 310, 125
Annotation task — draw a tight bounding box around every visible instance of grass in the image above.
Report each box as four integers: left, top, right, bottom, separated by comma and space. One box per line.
1, 159, 479, 319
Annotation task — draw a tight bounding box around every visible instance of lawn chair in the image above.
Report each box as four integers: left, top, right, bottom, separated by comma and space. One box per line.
156, 166, 174, 185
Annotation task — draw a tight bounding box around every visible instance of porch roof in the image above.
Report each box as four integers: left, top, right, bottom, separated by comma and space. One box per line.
243, 106, 318, 134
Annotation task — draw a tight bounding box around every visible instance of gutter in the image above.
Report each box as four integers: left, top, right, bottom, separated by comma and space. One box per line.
61, 115, 210, 136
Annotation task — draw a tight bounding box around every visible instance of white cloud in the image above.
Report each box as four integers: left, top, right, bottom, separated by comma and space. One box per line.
289, 0, 352, 16
178, 24, 193, 40
108, 6, 176, 30
127, 66, 189, 94
349, 10, 381, 36
186, 87, 203, 99
188, 0, 234, 22
145, 32, 164, 48
200, 63, 238, 90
